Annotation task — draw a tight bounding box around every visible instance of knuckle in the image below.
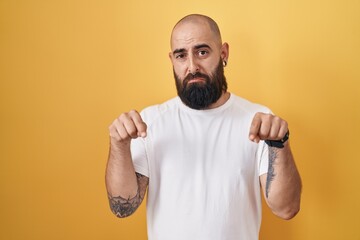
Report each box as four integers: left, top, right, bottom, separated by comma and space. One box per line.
129, 109, 138, 115
273, 116, 280, 122
109, 120, 119, 131
254, 112, 263, 120
119, 113, 128, 121
110, 118, 118, 127
265, 114, 273, 121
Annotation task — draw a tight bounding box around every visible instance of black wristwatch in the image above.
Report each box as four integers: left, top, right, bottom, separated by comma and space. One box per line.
265, 131, 289, 148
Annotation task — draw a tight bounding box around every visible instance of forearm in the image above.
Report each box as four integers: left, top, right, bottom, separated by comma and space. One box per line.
105, 141, 144, 218
263, 142, 302, 219
106, 141, 138, 198
106, 111, 149, 217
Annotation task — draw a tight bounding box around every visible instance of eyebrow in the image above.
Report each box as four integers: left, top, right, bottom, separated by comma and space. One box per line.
172, 43, 212, 55
194, 44, 211, 50
173, 48, 186, 55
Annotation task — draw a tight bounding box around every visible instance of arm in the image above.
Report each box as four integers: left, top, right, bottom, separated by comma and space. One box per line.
105, 110, 149, 218
250, 113, 302, 220
259, 142, 301, 219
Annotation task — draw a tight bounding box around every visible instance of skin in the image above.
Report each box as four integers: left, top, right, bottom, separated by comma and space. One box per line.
106, 110, 148, 217
105, 14, 302, 220
169, 16, 230, 108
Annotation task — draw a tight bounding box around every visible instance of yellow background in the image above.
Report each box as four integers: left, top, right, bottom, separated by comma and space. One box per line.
1, 0, 359, 239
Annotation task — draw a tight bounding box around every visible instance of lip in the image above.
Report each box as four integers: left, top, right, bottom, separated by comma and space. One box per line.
188, 78, 205, 84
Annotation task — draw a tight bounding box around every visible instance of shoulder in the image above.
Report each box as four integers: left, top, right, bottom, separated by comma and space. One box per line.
230, 93, 272, 115
139, 97, 179, 125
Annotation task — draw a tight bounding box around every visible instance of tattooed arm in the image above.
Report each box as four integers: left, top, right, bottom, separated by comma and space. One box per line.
106, 110, 149, 218
259, 143, 301, 220
108, 172, 149, 218
249, 113, 302, 220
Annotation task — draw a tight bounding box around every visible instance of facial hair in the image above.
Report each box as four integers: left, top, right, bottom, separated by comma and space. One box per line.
174, 59, 228, 110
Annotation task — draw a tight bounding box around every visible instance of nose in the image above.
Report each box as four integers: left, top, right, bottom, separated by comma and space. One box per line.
187, 55, 199, 75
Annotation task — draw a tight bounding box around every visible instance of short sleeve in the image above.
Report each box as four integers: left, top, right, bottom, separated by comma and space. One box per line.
130, 137, 149, 177
257, 140, 269, 176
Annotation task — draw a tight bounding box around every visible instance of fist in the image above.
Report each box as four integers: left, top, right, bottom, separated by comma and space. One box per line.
109, 110, 147, 144
249, 112, 288, 143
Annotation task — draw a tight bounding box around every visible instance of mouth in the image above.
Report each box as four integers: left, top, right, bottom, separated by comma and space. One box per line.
188, 78, 205, 84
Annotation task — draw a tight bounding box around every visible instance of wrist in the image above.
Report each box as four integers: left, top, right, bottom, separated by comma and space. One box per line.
110, 139, 131, 153
265, 130, 289, 148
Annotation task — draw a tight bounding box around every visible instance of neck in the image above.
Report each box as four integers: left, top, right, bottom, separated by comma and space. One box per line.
206, 91, 230, 109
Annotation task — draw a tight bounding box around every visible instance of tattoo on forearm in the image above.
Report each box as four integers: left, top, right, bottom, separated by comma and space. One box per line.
266, 147, 278, 198
108, 173, 148, 217
108, 188, 141, 217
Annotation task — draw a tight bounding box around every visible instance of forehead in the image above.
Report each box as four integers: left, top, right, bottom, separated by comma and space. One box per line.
170, 21, 219, 51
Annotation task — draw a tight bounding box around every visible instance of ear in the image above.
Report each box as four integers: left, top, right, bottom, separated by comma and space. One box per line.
220, 42, 229, 62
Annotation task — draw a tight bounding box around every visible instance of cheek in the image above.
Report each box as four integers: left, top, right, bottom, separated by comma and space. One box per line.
173, 64, 187, 79
203, 60, 218, 74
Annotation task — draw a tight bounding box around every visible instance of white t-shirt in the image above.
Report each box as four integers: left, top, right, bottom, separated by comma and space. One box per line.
131, 93, 270, 240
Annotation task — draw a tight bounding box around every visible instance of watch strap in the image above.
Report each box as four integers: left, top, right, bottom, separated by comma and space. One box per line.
265, 130, 289, 148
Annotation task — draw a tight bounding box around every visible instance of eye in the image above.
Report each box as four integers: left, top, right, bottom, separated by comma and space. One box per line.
175, 53, 186, 59
198, 50, 208, 57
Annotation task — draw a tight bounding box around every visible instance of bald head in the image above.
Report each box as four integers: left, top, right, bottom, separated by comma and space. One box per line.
171, 14, 222, 47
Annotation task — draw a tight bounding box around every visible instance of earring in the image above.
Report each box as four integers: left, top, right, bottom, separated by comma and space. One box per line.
223, 60, 227, 67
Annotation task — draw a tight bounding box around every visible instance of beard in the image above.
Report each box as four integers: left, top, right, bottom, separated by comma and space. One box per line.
174, 59, 228, 110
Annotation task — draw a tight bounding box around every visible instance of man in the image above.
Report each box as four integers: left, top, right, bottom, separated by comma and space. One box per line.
106, 14, 302, 240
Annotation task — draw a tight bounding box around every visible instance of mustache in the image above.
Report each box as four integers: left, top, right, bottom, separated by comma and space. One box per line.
183, 72, 210, 85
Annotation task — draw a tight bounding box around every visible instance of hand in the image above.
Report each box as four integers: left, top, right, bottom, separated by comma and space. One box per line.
249, 112, 288, 143
109, 110, 147, 146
